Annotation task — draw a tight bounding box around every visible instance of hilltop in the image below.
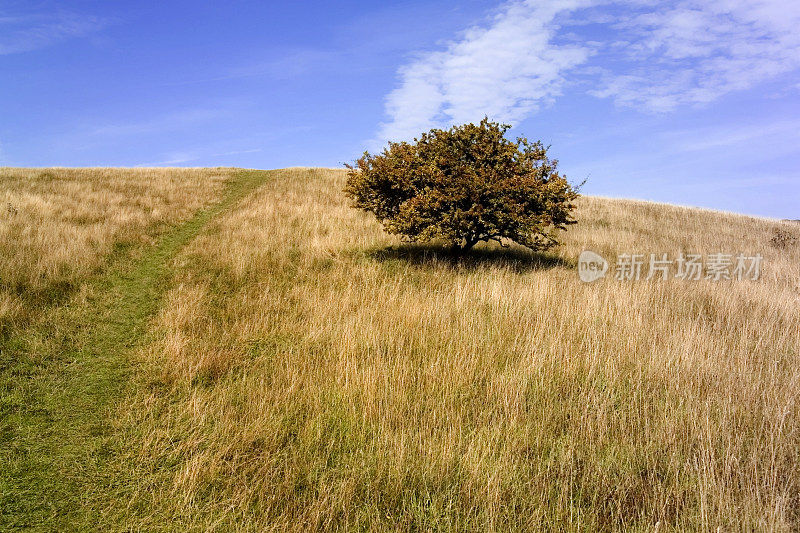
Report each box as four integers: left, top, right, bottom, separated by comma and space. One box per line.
1, 167, 799, 531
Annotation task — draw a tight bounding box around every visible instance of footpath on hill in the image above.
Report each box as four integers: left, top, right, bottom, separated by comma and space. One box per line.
0, 170, 271, 530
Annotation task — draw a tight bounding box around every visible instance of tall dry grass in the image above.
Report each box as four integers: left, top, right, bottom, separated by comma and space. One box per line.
129, 168, 800, 530
0, 167, 230, 330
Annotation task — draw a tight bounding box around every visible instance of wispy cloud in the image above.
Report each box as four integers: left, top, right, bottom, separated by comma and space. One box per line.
88, 107, 232, 138
591, 0, 800, 111
157, 48, 337, 87
378, 0, 800, 141
52, 100, 253, 154
377, 0, 594, 142
137, 149, 263, 167
0, 10, 108, 55
664, 120, 800, 153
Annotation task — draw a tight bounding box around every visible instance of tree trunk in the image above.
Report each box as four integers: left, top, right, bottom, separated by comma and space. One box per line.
450, 237, 479, 254
462, 237, 479, 252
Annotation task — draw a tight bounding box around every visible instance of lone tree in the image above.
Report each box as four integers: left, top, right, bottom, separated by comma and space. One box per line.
345, 118, 579, 252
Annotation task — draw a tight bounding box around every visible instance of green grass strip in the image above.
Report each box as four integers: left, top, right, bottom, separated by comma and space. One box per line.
0, 170, 271, 531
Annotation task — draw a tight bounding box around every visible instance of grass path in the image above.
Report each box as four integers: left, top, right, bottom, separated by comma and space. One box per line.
0, 170, 271, 530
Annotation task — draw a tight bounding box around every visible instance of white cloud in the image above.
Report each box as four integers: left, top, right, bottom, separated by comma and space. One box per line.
0, 11, 108, 55
593, 0, 800, 110
377, 0, 800, 141
377, 0, 595, 142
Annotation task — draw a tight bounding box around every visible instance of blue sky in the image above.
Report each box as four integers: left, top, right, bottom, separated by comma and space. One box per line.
1, 0, 799, 218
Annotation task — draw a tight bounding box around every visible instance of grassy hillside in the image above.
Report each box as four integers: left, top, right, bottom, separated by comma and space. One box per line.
0, 168, 230, 331
2, 167, 799, 531
0, 168, 259, 529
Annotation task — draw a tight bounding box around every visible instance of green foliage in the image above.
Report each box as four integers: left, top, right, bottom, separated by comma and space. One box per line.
345, 118, 579, 251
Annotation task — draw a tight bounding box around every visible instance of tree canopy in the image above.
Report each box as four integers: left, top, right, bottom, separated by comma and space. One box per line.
345, 118, 579, 252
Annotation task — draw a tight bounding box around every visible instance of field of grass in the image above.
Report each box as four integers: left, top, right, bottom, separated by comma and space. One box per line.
0, 168, 257, 529
0, 168, 229, 331
2, 167, 799, 531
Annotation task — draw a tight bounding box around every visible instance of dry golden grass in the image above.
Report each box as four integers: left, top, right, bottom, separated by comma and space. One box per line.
0, 167, 231, 330
123, 168, 800, 530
